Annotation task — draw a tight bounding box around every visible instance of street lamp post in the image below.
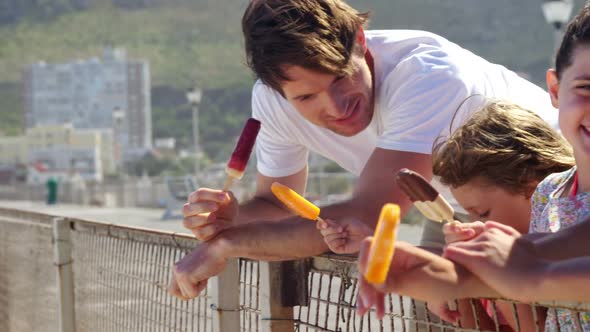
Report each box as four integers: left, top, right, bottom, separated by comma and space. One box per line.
541, 0, 574, 53
186, 87, 203, 178
112, 107, 126, 172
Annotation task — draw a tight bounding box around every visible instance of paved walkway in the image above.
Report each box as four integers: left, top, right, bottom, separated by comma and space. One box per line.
0, 200, 189, 234
0, 200, 424, 244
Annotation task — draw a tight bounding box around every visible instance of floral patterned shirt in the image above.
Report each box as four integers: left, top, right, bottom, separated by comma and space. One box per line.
530, 167, 590, 331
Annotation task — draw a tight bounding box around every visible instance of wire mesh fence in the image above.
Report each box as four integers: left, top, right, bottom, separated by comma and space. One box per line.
0, 213, 58, 332
71, 225, 213, 332
240, 259, 261, 332
0, 207, 589, 332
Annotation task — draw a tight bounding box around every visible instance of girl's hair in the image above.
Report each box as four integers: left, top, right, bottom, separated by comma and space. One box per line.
432, 100, 575, 195
555, 3, 590, 79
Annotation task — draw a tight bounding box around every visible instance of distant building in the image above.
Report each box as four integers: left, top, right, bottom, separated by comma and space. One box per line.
154, 137, 176, 150
0, 124, 115, 183
22, 48, 152, 162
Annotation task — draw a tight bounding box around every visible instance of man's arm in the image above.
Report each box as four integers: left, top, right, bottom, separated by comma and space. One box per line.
170, 149, 436, 300
182, 166, 308, 240
186, 148, 432, 247
240, 148, 432, 226
236, 166, 309, 223
231, 148, 433, 259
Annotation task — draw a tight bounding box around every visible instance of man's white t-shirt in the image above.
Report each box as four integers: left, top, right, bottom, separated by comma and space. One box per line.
252, 30, 558, 208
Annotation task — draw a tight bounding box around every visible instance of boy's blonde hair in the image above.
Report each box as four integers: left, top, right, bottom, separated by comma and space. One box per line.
432, 100, 574, 195
242, 0, 369, 95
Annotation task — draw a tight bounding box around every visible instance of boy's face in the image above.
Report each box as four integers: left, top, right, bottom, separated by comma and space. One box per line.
450, 178, 532, 234
280, 51, 374, 137
548, 44, 590, 161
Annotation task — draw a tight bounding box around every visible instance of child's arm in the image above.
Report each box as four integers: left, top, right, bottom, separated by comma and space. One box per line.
316, 217, 372, 254
527, 217, 590, 259
444, 223, 590, 302
443, 221, 487, 243
356, 239, 500, 317
426, 299, 461, 324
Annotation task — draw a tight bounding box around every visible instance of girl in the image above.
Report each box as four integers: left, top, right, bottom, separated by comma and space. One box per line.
445, 4, 590, 330
431, 100, 574, 330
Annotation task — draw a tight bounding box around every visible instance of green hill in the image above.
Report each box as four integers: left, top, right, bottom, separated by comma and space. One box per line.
0, 0, 585, 160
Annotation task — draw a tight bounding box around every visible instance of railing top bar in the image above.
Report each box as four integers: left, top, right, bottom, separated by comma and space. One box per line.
537, 301, 590, 312
70, 218, 198, 249
0, 206, 54, 223
0, 205, 198, 248
311, 253, 359, 278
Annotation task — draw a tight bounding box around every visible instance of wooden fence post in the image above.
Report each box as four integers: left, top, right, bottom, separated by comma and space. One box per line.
260, 260, 309, 332
52, 217, 76, 332
210, 258, 241, 332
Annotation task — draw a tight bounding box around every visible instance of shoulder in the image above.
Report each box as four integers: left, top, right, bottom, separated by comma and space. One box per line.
369, 30, 471, 75
251, 80, 293, 122
533, 168, 576, 199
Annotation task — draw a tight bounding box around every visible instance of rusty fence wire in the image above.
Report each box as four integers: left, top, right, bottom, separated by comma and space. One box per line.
0, 207, 589, 332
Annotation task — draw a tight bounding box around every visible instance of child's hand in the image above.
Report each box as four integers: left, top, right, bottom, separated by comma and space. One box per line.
317, 217, 372, 254
427, 299, 460, 324
443, 221, 485, 244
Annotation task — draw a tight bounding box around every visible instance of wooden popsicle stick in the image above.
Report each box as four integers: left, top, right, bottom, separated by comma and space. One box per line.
222, 175, 235, 191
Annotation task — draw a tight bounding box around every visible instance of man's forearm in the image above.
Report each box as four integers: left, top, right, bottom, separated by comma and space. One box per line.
236, 196, 295, 225
319, 192, 413, 230
238, 191, 409, 230
215, 217, 330, 261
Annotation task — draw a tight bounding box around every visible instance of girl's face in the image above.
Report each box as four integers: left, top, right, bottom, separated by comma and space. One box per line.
548, 44, 590, 164
450, 178, 533, 234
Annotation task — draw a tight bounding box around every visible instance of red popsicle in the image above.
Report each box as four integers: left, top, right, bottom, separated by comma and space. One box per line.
223, 118, 261, 190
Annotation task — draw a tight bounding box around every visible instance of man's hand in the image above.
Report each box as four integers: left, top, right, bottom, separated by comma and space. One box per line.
168, 240, 229, 300
183, 188, 238, 241
443, 221, 542, 302
317, 217, 373, 254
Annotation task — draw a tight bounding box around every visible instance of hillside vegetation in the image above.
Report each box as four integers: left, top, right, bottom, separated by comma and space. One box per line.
0, 0, 585, 159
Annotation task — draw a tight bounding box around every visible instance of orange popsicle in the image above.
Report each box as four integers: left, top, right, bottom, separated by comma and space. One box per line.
270, 182, 322, 221
364, 203, 401, 285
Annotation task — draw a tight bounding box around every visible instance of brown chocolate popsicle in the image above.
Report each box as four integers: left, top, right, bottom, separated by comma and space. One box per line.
395, 168, 458, 223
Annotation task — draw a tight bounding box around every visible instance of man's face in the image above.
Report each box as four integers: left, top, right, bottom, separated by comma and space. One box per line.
280, 52, 374, 137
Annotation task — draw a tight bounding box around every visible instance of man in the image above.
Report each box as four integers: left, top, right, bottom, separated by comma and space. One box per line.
169, 0, 558, 300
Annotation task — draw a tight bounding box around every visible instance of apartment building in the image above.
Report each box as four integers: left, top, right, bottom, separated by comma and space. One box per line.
22, 48, 152, 162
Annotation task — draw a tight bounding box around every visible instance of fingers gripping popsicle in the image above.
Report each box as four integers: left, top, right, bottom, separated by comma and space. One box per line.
395, 168, 458, 224
223, 118, 261, 190
365, 203, 401, 285
270, 182, 323, 222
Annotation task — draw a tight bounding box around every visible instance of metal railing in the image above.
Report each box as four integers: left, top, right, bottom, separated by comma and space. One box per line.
0, 207, 588, 332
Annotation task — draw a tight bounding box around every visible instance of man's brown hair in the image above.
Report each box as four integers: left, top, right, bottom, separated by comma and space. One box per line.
242, 0, 369, 94
432, 100, 574, 195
